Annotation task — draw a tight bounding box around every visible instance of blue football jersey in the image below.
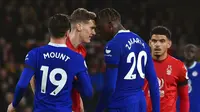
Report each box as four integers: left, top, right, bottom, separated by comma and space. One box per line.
104, 30, 154, 108
176, 61, 200, 112
188, 61, 200, 111
25, 43, 87, 112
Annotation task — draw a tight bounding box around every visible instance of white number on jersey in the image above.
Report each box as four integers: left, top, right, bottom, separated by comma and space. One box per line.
124, 51, 147, 80
40, 65, 67, 96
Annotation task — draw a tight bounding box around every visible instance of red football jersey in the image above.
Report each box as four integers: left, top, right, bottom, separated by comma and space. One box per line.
66, 37, 86, 58
143, 55, 188, 112
66, 37, 86, 112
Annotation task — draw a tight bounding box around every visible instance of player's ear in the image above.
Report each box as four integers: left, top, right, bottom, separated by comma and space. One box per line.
76, 23, 82, 31
167, 40, 172, 48
108, 21, 113, 30
148, 39, 152, 47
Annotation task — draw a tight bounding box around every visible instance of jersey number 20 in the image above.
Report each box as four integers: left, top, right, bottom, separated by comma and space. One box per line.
124, 51, 147, 80
40, 65, 67, 96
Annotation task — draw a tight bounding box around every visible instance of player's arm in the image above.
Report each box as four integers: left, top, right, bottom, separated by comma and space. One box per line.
72, 56, 93, 98
96, 42, 120, 112
11, 50, 36, 109
74, 70, 93, 98
178, 64, 189, 112
145, 48, 160, 112
30, 75, 35, 94
79, 97, 84, 112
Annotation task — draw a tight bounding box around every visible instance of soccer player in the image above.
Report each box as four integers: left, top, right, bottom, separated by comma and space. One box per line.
143, 26, 189, 112
30, 8, 96, 112
67, 8, 96, 112
7, 14, 93, 112
181, 44, 200, 112
95, 8, 160, 112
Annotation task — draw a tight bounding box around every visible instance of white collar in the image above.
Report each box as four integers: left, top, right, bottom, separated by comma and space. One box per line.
48, 42, 67, 47
188, 61, 197, 69
118, 30, 130, 33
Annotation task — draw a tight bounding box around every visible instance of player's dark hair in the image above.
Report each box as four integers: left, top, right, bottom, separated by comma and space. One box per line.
48, 13, 70, 38
97, 8, 121, 22
184, 44, 198, 51
150, 26, 171, 40
70, 8, 96, 24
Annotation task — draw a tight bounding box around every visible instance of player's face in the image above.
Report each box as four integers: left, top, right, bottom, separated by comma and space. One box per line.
80, 20, 96, 43
149, 34, 171, 56
184, 47, 196, 61
97, 19, 113, 39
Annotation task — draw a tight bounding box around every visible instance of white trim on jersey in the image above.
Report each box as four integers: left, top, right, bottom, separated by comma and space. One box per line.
188, 61, 197, 69
48, 42, 67, 47
118, 30, 130, 33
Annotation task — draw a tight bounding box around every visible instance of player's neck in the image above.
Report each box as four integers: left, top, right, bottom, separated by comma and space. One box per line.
114, 24, 126, 35
50, 37, 66, 45
68, 30, 81, 48
152, 52, 168, 61
184, 60, 195, 68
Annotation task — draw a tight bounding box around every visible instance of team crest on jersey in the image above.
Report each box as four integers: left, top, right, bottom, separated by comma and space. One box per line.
166, 65, 172, 75
192, 71, 198, 77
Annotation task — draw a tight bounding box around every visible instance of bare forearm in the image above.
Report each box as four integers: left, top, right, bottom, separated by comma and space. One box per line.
30, 75, 35, 94
80, 97, 84, 112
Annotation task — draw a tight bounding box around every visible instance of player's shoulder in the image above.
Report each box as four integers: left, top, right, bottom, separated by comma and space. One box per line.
168, 55, 186, 71
65, 47, 84, 59
169, 55, 184, 65
195, 62, 200, 66
109, 30, 137, 44
27, 46, 42, 55
114, 30, 140, 39
40, 44, 83, 59
67, 49, 86, 69
191, 62, 200, 70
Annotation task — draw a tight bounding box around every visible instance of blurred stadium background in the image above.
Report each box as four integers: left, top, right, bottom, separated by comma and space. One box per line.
0, 0, 200, 112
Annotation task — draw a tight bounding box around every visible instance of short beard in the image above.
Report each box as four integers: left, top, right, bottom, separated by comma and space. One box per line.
154, 55, 161, 60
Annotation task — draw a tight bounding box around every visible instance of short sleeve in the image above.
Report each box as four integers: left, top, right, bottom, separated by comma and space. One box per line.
178, 62, 188, 83
24, 50, 37, 70
104, 42, 121, 65
72, 54, 88, 75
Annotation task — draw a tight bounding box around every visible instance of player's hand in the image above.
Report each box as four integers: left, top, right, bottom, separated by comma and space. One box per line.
80, 109, 84, 112
74, 76, 78, 80
7, 103, 16, 112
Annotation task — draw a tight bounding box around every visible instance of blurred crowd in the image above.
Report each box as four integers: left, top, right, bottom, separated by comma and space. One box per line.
0, 0, 200, 111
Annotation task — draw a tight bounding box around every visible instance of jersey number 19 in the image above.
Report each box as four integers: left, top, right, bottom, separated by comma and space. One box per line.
40, 65, 67, 96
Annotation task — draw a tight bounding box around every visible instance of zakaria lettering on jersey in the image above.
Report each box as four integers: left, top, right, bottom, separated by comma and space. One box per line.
125, 37, 145, 50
